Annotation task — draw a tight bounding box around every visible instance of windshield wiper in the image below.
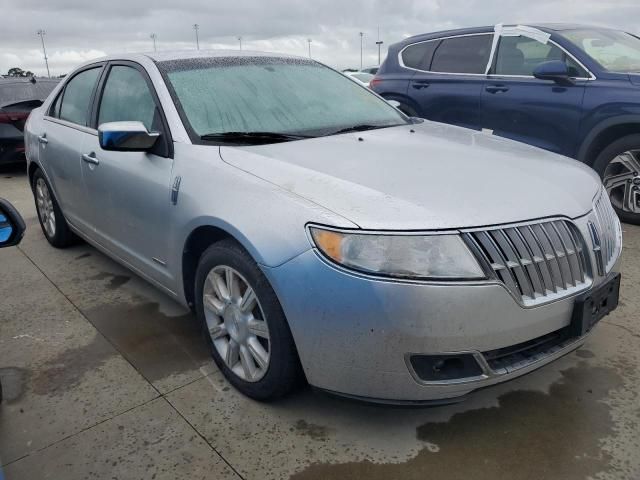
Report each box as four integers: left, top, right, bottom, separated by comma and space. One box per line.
200, 131, 313, 144
325, 124, 398, 136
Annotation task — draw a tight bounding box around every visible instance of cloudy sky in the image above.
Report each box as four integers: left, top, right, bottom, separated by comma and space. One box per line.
1, 0, 639, 77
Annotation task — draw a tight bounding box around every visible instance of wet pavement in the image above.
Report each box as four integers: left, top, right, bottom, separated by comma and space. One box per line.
0, 165, 639, 479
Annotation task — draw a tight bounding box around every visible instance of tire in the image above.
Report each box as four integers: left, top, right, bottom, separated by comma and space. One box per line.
593, 134, 640, 225
32, 168, 78, 247
194, 239, 302, 400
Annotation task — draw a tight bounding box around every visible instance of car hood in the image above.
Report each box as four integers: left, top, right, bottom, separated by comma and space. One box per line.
219, 122, 601, 230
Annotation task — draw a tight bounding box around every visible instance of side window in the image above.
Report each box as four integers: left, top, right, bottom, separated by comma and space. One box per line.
98, 66, 157, 131
59, 67, 101, 126
430, 35, 492, 74
401, 41, 438, 70
494, 36, 589, 77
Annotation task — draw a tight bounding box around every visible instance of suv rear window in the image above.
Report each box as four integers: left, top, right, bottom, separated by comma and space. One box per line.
430, 34, 492, 74
401, 41, 438, 70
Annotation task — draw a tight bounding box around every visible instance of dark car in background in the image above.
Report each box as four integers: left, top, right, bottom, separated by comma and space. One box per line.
371, 24, 640, 224
0, 77, 58, 165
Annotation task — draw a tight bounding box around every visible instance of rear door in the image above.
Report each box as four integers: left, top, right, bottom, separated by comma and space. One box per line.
38, 65, 104, 234
406, 33, 493, 130
480, 35, 589, 156
81, 61, 175, 287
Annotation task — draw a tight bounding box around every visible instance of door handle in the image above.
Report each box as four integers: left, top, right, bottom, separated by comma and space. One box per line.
82, 152, 99, 165
412, 81, 430, 90
38, 134, 48, 144
485, 85, 510, 94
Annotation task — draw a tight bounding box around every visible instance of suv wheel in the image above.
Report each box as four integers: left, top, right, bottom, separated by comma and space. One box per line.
594, 135, 640, 225
32, 168, 77, 248
194, 239, 302, 400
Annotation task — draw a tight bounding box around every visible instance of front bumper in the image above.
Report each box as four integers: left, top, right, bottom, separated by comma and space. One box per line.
263, 218, 621, 403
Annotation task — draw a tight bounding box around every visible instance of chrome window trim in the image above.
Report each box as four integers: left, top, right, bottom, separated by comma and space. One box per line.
398, 31, 596, 81
43, 116, 98, 136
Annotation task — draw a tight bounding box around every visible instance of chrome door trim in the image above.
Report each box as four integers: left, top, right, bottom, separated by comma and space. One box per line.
44, 116, 98, 136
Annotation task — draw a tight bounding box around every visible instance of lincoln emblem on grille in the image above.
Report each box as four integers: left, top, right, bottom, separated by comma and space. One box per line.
588, 221, 605, 276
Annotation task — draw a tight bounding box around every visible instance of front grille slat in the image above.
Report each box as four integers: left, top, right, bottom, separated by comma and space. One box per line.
494, 229, 535, 299
467, 218, 591, 306
593, 190, 619, 273
511, 227, 547, 297
475, 231, 521, 296
525, 224, 557, 294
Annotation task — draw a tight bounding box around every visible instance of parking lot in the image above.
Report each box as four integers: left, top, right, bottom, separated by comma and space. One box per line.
0, 163, 639, 479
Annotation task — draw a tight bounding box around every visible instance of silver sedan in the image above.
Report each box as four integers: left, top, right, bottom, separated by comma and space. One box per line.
24, 50, 622, 403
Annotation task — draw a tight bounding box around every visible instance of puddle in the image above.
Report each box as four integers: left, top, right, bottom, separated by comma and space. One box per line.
83, 302, 210, 384
31, 335, 116, 396
291, 363, 624, 480
89, 271, 131, 290
294, 419, 331, 441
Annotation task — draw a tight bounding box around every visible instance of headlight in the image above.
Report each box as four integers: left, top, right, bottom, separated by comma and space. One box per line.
309, 226, 485, 280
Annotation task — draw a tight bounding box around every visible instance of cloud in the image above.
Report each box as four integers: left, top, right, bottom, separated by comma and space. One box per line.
1, 0, 639, 76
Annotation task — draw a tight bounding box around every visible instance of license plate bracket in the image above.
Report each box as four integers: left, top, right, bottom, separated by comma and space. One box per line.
569, 273, 621, 338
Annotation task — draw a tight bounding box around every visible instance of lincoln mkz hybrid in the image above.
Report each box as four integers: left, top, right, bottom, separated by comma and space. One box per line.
24, 51, 622, 403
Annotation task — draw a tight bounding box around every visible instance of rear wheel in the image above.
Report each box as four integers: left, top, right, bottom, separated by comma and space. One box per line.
194, 239, 302, 400
32, 168, 77, 247
594, 135, 640, 225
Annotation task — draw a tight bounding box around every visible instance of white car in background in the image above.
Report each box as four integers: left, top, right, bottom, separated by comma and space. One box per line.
344, 71, 374, 87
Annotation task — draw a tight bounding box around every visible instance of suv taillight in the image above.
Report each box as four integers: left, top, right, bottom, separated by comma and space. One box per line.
369, 76, 382, 89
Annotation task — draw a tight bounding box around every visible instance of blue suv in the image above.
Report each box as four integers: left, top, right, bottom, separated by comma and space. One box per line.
371, 24, 640, 224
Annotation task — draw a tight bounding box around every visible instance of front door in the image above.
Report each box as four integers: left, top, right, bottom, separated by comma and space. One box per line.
81, 62, 175, 287
480, 35, 588, 157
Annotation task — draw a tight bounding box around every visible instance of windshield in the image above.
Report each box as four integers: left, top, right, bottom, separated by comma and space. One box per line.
562, 29, 640, 73
159, 56, 406, 142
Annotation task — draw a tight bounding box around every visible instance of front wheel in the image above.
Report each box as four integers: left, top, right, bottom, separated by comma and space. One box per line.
594, 134, 640, 225
194, 239, 302, 400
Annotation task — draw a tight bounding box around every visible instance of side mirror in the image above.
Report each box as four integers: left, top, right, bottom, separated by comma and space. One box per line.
533, 60, 574, 85
0, 198, 26, 248
98, 121, 160, 152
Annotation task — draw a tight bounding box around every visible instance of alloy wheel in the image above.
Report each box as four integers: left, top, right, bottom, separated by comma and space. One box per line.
202, 265, 271, 382
603, 150, 640, 214
35, 178, 56, 238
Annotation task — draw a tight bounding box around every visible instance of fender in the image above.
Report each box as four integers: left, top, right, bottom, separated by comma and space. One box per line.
577, 115, 640, 164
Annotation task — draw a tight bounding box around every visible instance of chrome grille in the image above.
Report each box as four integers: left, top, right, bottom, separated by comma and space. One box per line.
593, 189, 622, 274
465, 220, 591, 306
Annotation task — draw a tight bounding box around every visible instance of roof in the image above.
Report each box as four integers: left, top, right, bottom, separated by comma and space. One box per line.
0, 77, 60, 109
144, 49, 300, 63
395, 23, 618, 49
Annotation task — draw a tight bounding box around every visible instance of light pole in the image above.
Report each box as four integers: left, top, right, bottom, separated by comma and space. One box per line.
150, 33, 157, 52
376, 41, 383, 65
37, 29, 50, 78
238, 36, 242, 50
307, 38, 312, 58
193, 24, 200, 50
359, 32, 364, 70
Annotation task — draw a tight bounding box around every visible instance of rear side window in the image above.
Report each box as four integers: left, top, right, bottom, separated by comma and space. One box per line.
98, 66, 157, 131
59, 68, 101, 126
494, 35, 588, 77
430, 34, 493, 74
401, 41, 438, 70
